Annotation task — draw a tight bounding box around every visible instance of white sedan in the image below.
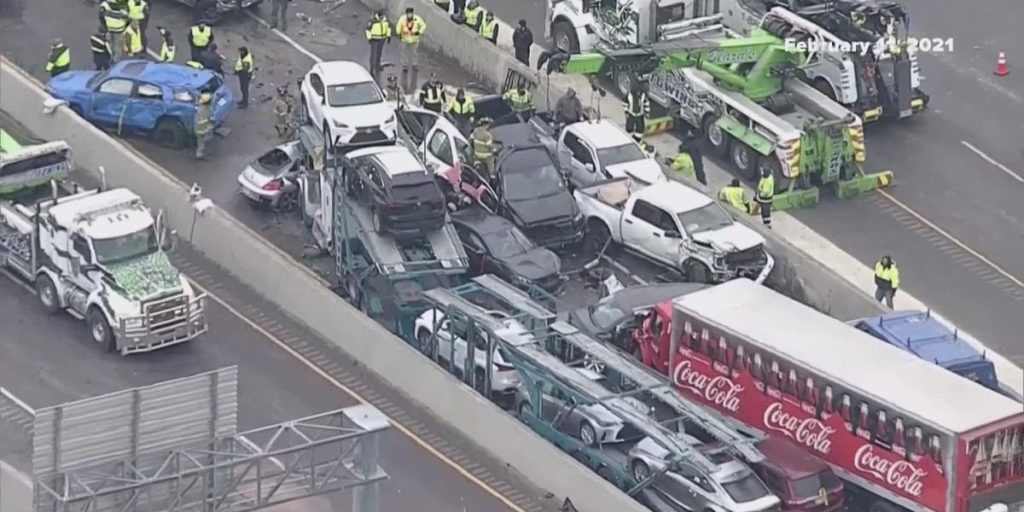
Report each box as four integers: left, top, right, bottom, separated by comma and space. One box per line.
299, 60, 397, 147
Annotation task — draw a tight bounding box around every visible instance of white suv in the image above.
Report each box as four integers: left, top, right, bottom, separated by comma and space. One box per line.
413, 309, 522, 401
300, 60, 397, 147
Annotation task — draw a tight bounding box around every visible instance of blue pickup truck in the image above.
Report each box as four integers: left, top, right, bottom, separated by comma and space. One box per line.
850, 311, 1007, 395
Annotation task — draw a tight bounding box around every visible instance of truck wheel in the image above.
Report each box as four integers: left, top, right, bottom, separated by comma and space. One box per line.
702, 115, 730, 157
551, 20, 579, 53
684, 259, 712, 283
613, 70, 633, 99
153, 118, 187, 149
813, 78, 838, 102
584, 220, 611, 255
87, 306, 115, 352
35, 275, 60, 314
729, 141, 759, 181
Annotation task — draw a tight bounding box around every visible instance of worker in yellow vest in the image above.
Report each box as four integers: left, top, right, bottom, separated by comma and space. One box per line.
755, 168, 774, 229
188, 22, 214, 61
503, 84, 533, 120
90, 28, 113, 70
395, 7, 426, 93
462, 1, 483, 32
446, 88, 475, 135
45, 39, 71, 77
365, 10, 391, 79
126, 0, 149, 49
718, 179, 753, 214
873, 255, 900, 308
122, 21, 145, 59
234, 47, 254, 109
98, 0, 129, 60
479, 11, 498, 44
157, 26, 175, 62
418, 73, 447, 113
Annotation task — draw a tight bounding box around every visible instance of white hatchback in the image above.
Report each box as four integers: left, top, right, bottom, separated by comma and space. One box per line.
299, 60, 397, 147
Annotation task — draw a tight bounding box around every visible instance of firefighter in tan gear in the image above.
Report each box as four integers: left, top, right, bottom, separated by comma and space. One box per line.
471, 118, 496, 183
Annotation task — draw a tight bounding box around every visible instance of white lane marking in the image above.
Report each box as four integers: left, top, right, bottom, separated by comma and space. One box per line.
600, 255, 649, 285
243, 11, 323, 63
960, 141, 1024, 183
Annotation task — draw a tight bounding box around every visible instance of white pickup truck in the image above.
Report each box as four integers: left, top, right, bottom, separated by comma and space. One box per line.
576, 177, 774, 283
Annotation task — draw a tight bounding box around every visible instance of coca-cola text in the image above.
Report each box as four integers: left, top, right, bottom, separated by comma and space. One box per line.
854, 444, 926, 497
763, 402, 835, 455
673, 360, 743, 412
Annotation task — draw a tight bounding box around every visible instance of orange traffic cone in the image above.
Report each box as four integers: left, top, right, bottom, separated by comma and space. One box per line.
994, 51, 1009, 76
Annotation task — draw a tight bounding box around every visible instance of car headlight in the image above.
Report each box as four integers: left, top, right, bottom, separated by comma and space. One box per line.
511, 273, 533, 287
125, 317, 144, 330
332, 119, 350, 129
573, 211, 584, 224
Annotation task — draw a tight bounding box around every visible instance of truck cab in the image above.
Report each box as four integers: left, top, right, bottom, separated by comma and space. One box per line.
850, 311, 1001, 395
556, 120, 666, 188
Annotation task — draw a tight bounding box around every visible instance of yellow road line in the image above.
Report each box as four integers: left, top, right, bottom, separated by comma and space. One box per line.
875, 189, 1024, 288
194, 282, 528, 512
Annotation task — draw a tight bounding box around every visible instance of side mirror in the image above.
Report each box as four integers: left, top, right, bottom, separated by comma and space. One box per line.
663, 230, 680, 239
584, 163, 595, 173
160, 229, 178, 251
81, 263, 101, 274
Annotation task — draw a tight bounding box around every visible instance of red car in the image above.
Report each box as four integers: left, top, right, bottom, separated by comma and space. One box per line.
753, 438, 845, 512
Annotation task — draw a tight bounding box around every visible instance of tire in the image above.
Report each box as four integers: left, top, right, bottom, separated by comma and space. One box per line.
35, 275, 60, 314
630, 459, 651, 484
613, 69, 633, 99
578, 421, 598, 446
300, 95, 310, 125
551, 20, 580, 54
584, 219, 611, 255
684, 259, 713, 283
702, 114, 730, 157
276, 190, 299, 212
729, 140, 759, 181
518, 400, 533, 419
153, 118, 188, 149
87, 306, 115, 352
415, 328, 434, 356
813, 78, 838, 102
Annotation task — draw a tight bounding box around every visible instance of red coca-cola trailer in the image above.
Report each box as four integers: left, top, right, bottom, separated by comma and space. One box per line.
631, 279, 1024, 512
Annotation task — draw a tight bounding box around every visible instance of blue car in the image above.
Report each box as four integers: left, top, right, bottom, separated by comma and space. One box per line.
46, 60, 234, 149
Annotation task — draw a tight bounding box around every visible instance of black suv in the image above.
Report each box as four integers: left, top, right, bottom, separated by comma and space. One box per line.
491, 124, 584, 248
341, 146, 447, 236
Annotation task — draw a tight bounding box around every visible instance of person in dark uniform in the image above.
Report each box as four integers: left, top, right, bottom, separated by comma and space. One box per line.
90, 28, 113, 70
623, 81, 650, 138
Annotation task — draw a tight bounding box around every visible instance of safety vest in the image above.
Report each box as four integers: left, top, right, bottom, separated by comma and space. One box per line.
186, 60, 204, 69
396, 14, 425, 44
235, 53, 253, 74
101, 2, 129, 33
718, 186, 748, 212
158, 41, 175, 62
670, 153, 694, 177
446, 98, 474, 116
463, 5, 483, 26
472, 128, 493, 159
479, 18, 496, 39
122, 26, 143, 54
874, 262, 900, 290
421, 83, 443, 105
757, 174, 774, 202
127, 0, 147, 21
46, 45, 70, 71
190, 25, 212, 47
90, 34, 112, 56
365, 17, 391, 41
504, 89, 532, 110
625, 92, 649, 116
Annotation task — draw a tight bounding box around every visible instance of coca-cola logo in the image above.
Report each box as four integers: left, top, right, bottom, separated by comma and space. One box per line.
762, 403, 835, 455
673, 360, 743, 412
853, 444, 926, 496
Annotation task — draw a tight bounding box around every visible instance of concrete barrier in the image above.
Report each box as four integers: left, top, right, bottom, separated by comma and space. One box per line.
0, 57, 648, 512
0, 461, 32, 512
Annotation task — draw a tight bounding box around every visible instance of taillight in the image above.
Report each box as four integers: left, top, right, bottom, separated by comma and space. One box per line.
263, 179, 282, 191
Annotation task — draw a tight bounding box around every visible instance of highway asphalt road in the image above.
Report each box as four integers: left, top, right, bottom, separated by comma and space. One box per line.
473, 0, 1024, 362
0, 238, 562, 512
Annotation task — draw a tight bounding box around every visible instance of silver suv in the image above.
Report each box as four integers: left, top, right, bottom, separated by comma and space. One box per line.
629, 437, 782, 512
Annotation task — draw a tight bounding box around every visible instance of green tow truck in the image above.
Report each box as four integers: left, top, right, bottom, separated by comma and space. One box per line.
545, 28, 895, 209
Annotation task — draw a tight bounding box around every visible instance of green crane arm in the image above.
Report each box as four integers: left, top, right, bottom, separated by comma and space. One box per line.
545, 31, 807, 101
